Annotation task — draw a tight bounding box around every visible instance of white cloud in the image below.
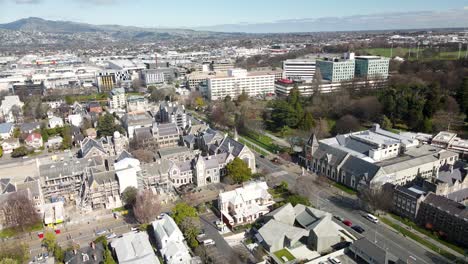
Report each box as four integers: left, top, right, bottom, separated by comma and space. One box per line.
14, 0, 41, 3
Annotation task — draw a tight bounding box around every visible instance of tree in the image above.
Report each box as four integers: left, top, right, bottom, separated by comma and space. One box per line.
131, 149, 154, 163
4, 192, 41, 231
10, 105, 21, 122
179, 217, 201, 249
172, 202, 198, 225
0, 146, 3, 158
11, 146, 29, 158
0, 242, 29, 264
42, 232, 57, 252
380, 115, 392, 130
0, 258, 18, 264
133, 190, 161, 224
334, 115, 360, 134
359, 186, 394, 213
285, 195, 311, 206
121, 186, 138, 207
456, 78, 468, 120
61, 126, 72, 149
103, 248, 116, 264
300, 112, 314, 131
195, 96, 205, 108
97, 114, 124, 137
226, 157, 252, 184
13, 128, 20, 138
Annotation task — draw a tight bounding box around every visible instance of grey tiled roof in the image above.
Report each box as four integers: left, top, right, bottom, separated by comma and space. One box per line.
81, 138, 106, 157
349, 238, 388, 264
40, 157, 104, 179
423, 193, 468, 218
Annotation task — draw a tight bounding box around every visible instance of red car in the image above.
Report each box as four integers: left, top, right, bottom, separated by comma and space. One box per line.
343, 220, 352, 227
55, 229, 61, 235
38, 232, 44, 239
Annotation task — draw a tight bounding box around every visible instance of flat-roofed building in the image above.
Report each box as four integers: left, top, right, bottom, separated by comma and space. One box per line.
355, 56, 390, 79
317, 56, 355, 83
207, 69, 276, 100
282, 59, 316, 81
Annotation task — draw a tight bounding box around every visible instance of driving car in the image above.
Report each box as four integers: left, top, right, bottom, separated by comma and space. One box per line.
352, 225, 365, 233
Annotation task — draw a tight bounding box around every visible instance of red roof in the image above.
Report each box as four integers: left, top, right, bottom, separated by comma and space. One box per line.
278, 79, 294, 84
26, 132, 42, 142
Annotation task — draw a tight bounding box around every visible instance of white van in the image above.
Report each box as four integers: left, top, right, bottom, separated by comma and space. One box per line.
366, 213, 379, 223
328, 256, 342, 264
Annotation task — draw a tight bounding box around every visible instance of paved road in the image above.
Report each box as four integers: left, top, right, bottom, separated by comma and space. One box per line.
255, 159, 451, 264
199, 212, 231, 263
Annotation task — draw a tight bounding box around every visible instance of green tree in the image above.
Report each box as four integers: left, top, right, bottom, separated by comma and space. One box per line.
195, 97, 205, 108
121, 186, 138, 207
286, 195, 311, 206
13, 128, 20, 139
11, 146, 29, 158
0, 258, 18, 264
0, 146, 3, 158
103, 248, 116, 264
237, 89, 249, 103
300, 112, 314, 131
226, 157, 252, 184
42, 232, 57, 252
457, 77, 468, 120
97, 114, 124, 137
172, 202, 198, 225
54, 246, 64, 262
61, 126, 72, 149
179, 217, 201, 249
380, 115, 392, 130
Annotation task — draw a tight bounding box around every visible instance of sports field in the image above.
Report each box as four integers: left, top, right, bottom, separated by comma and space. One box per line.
359, 47, 466, 61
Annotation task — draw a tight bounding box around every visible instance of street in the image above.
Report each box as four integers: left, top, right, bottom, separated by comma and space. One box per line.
255, 154, 452, 264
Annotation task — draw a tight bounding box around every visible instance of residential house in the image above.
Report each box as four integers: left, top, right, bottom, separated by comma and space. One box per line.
152, 214, 192, 264
0, 96, 23, 123
19, 122, 41, 134
68, 114, 83, 127
25, 132, 43, 149
48, 116, 64, 128
1, 138, 20, 153
110, 231, 160, 264
64, 242, 105, 264
88, 102, 103, 114
218, 181, 274, 226
46, 136, 63, 149
0, 123, 14, 139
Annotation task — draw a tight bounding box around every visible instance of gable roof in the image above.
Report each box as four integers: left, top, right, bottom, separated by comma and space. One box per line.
81, 137, 106, 157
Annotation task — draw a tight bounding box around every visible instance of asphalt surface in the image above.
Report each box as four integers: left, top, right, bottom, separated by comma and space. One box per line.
255, 156, 452, 264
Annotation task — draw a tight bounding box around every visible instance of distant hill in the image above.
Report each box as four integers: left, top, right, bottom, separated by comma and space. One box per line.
0, 17, 235, 39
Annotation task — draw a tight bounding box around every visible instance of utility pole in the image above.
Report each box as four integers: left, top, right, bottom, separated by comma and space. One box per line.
416, 42, 420, 60
458, 42, 462, 59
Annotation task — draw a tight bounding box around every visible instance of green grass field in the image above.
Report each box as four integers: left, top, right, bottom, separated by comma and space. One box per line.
359, 48, 466, 61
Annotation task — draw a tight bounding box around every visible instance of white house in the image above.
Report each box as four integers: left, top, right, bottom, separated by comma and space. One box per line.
152, 214, 192, 264
67, 114, 83, 127
110, 231, 160, 264
218, 181, 274, 226
0, 96, 23, 123
1, 138, 20, 153
48, 116, 64, 128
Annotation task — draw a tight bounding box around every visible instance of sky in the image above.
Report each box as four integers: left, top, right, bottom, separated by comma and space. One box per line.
0, 0, 468, 29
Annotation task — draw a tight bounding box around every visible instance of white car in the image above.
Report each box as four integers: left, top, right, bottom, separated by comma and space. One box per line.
328, 257, 342, 264
106, 233, 117, 239
203, 239, 215, 246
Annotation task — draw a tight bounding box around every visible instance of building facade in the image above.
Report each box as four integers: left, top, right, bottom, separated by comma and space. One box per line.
282, 59, 316, 81
355, 56, 390, 79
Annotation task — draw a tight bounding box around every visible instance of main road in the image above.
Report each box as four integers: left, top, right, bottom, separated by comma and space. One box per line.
255, 153, 451, 264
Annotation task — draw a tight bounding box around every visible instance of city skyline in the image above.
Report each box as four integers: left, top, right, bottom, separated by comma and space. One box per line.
0, 0, 468, 32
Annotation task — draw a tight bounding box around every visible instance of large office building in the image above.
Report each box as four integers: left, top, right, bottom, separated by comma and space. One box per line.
317, 55, 356, 83
207, 69, 276, 100
275, 78, 387, 96
355, 56, 390, 79
141, 69, 164, 86
282, 59, 316, 81
302, 124, 459, 190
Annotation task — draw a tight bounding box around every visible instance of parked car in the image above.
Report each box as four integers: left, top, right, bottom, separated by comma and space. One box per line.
130, 227, 139, 232
328, 256, 342, 264
106, 233, 117, 239
95, 229, 108, 236
333, 215, 344, 222
260, 155, 265, 159
352, 225, 365, 233
342, 220, 352, 226
203, 239, 216, 246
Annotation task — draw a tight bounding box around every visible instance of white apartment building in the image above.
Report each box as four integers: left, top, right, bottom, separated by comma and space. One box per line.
218, 181, 274, 226
108, 88, 126, 110
207, 69, 276, 100
282, 59, 316, 81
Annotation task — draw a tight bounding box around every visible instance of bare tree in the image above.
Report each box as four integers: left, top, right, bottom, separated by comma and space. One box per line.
334, 114, 360, 134
3, 192, 41, 231
131, 149, 154, 163
133, 190, 161, 224
359, 186, 394, 213
10, 105, 22, 123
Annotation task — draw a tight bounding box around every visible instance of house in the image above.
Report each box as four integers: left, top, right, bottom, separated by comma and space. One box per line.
25, 132, 43, 149
1, 138, 20, 153
0, 123, 14, 139
302, 124, 459, 190
68, 114, 83, 127
46, 136, 63, 149
218, 181, 274, 226
152, 214, 192, 264
19, 122, 41, 134
88, 102, 103, 114
258, 203, 342, 254
64, 242, 105, 264
0, 95, 23, 123
349, 238, 400, 264
85, 128, 97, 139
48, 116, 64, 128
110, 231, 160, 264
